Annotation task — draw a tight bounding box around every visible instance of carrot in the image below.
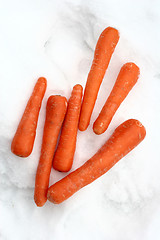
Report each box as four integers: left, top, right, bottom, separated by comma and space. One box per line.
34, 95, 67, 207
53, 84, 83, 172
79, 27, 120, 131
93, 62, 140, 134
47, 119, 146, 204
11, 77, 47, 157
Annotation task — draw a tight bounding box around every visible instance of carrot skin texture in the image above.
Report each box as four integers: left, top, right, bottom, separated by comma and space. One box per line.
79, 27, 120, 131
93, 62, 140, 134
47, 119, 146, 204
53, 84, 83, 172
34, 95, 67, 207
11, 77, 47, 157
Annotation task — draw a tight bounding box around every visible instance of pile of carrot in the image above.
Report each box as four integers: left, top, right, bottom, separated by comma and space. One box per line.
11, 26, 146, 206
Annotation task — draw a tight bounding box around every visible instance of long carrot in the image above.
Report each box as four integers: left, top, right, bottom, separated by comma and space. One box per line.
79, 27, 120, 131
47, 119, 146, 204
11, 77, 47, 157
93, 63, 140, 134
34, 95, 67, 207
53, 84, 83, 172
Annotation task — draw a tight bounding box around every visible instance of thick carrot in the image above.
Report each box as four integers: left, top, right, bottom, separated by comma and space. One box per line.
93, 63, 140, 134
79, 27, 120, 131
34, 95, 67, 207
53, 84, 83, 172
47, 119, 146, 204
11, 77, 47, 157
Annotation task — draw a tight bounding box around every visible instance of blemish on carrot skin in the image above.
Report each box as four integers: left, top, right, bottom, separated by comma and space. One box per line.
99, 122, 104, 128
136, 120, 143, 127
112, 160, 117, 166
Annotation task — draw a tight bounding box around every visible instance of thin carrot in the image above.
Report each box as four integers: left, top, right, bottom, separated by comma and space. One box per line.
79, 27, 120, 131
11, 77, 47, 157
93, 62, 140, 134
34, 95, 67, 207
53, 84, 83, 172
47, 119, 146, 204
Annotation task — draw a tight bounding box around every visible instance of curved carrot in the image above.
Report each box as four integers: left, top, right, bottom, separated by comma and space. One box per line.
48, 119, 146, 204
93, 62, 140, 134
79, 27, 120, 131
34, 95, 67, 207
53, 84, 83, 172
11, 77, 47, 157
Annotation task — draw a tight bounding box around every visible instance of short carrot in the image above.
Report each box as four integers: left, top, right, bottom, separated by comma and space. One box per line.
11, 77, 47, 157
93, 62, 140, 134
79, 27, 120, 131
47, 119, 146, 204
53, 84, 83, 172
34, 95, 67, 207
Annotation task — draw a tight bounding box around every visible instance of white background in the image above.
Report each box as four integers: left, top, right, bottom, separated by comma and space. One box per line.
0, 0, 160, 239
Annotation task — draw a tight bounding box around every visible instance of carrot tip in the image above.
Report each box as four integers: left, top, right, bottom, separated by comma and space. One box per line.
93, 127, 104, 135
37, 77, 47, 88
47, 191, 57, 204
53, 164, 72, 172
79, 121, 88, 131
34, 199, 46, 207
11, 144, 32, 158
73, 84, 83, 90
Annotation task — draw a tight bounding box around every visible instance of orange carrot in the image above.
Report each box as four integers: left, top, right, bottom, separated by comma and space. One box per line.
93, 62, 140, 134
79, 27, 120, 131
11, 77, 47, 157
48, 119, 146, 204
34, 95, 67, 207
53, 84, 83, 172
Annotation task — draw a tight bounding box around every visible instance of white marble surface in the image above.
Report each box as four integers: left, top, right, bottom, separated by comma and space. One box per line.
0, 0, 160, 239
